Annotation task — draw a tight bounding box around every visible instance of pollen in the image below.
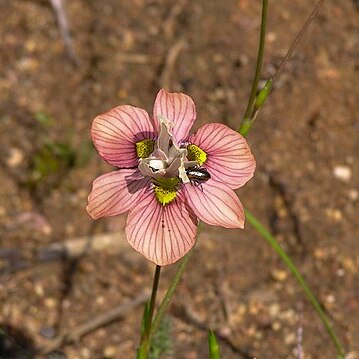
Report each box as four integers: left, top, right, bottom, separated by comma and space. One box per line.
154, 177, 181, 206
187, 144, 207, 166
136, 139, 155, 158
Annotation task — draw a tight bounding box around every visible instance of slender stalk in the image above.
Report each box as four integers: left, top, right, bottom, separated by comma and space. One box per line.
239, 0, 269, 136
137, 265, 161, 358
271, 0, 325, 87
239, 0, 325, 136
245, 210, 346, 358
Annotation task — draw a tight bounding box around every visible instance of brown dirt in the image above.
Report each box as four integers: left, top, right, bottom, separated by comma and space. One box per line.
0, 0, 359, 358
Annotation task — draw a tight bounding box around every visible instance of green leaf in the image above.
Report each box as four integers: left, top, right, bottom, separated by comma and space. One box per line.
31, 141, 76, 180
149, 316, 173, 359
208, 330, 220, 359
254, 79, 272, 109
140, 301, 151, 340
34, 112, 53, 126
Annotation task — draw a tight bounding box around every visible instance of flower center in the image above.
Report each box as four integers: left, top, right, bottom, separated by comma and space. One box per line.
137, 116, 198, 206
153, 177, 181, 206
187, 144, 207, 166
136, 139, 155, 158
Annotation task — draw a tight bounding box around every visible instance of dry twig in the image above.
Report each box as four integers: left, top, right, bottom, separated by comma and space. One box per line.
41, 290, 149, 354
159, 37, 187, 89
49, 0, 80, 65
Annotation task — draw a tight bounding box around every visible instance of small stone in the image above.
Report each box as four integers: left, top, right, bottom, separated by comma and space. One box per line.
336, 268, 345, 277
96, 296, 105, 305
266, 32, 277, 43
346, 351, 359, 359
34, 283, 44, 297
80, 348, 91, 359
348, 189, 359, 201
325, 208, 343, 222
271, 269, 288, 282
325, 294, 336, 304
269, 303, 280, 317
272, 321, 281, 331
40, 326, 56, 339
103, 346, 118, 358
341, 258, 357, 274
284, 332, 296, 345
44, 297, 57, 308
6, 148, 24, 168
333, 165, 352, 183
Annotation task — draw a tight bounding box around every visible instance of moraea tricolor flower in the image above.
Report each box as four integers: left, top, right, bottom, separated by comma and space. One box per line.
87, 89, 256, 266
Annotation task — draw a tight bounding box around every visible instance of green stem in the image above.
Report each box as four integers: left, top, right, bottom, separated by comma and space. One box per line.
239, 0, 269, 135
138, 265, 161, 358
245, 210, 346, 358
239, 0, 325, 137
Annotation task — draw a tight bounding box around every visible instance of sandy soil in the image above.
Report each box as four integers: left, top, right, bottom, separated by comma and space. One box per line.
0, 0, 358, 358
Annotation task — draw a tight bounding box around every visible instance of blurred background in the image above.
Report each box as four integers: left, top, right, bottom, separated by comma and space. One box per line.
0, 0, 358, 358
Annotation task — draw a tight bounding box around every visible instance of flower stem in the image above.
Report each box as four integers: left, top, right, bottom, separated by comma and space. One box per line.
245, 210, 346, 358
239, 0, 325, 136
239, 0, 269, 136
137, 264, 161, 358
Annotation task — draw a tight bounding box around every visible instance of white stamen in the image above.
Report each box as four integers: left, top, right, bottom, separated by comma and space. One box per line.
178, 150, 190, 184
148, 159, 166, 171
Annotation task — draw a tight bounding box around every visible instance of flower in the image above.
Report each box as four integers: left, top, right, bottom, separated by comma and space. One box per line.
86, 89, 256, 266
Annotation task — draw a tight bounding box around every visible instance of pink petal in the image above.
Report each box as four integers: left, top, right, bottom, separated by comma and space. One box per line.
87, 169, 150, 220
183, 178, 245, 228
189, 123, 256, 189
126, 190, 198, 266
92, 105, 156, 168
153, 89, 196, 143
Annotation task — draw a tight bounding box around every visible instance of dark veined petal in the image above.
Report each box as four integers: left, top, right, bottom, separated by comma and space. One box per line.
183, 178, 245, 228
153, 89, 196, 143
189, 123, 256, 189
86, 169, 150, 219
92, 105, 157, 168
126, 189, 198, 266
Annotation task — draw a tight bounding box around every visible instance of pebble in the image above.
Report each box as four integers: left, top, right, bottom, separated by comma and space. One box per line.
284, 332, 296, 345
34, 283, 45, 297
341, 258, 357, 273
271, 269, 288, 282
333, 165, 352, 183
6, 148, 24, 168
269, 303, 280, 317
103, 346, 118, 358
44, 297, 57, 308
40, 326, 56, 339
348, 189, 359, 201
325, 208, 343, 222
80, 348, 91, 359
347, 351, 359, 359
325, 294, 336, 305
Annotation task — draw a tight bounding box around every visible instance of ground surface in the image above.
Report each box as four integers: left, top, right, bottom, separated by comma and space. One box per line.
0, 0, 359, 358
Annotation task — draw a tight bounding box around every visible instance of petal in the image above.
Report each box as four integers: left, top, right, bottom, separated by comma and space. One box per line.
189, 123, 256, 189
153, 89, 196, 143
183, 178, 245, 228
126, 189, 198, 266
92, 105, 157, 168
87, 169, 150, 220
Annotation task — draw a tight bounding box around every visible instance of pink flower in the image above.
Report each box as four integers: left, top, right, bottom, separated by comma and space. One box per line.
86, 89, 256, 266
